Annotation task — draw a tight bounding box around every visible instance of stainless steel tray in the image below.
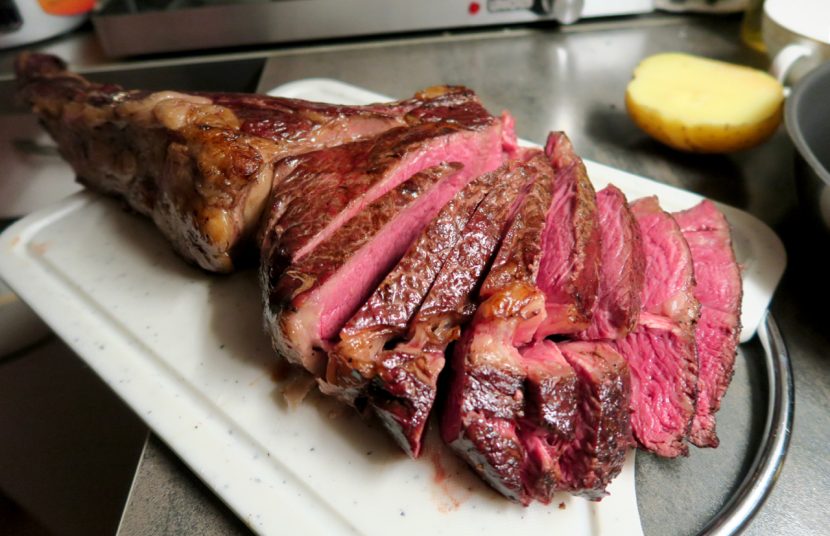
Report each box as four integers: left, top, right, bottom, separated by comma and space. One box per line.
637, 313, 793, 536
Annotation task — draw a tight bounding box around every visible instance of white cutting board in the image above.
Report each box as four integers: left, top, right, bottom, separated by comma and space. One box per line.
0, 79, 786, 536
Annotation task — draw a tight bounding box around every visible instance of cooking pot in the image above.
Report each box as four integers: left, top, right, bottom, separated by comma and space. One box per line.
785, 60, 830, 233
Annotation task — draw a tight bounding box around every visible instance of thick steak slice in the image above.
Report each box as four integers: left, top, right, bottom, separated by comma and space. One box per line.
369, 161, 533, 457
259, 113, 515, 274
577, 185, 645, 340
612, 197, 699, 458
325, 170, 500, 403
519, 340, 579, 503
556, 341, 631, 499
16, 53, 502, 272
264, 163, 465, 375
442, 153, 555, 503
673, 201, 742, 448
535, 132, 601, 336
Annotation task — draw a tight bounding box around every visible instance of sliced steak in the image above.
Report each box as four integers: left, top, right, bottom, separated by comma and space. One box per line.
535, 132, 601, 336
264, 162, 465, 375
259, 114, 515, 276
519, 339, 579, 503
673, 200, 742, 448
369, 160, 534, 457
556, 341, 631, 499
325, 170, 500, 404
577, 185, 645, 340
17, 52, 506, 272
442, 153, 556, 503
611, 197, 699, 458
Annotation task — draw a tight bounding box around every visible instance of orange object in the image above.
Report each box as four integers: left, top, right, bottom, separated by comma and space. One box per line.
37, 0, 94, 16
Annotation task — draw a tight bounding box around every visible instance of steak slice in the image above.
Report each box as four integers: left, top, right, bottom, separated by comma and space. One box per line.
577, 185, 645, 340
534, 132, 601, 336
324, 169, 500, 404
611, 197, 700, 457
367, 160, 534, 457
442, 153, 556, 503
259, 112, 515, 275
673, 200, 742, 448
264, 162, 466, 375
16, 52, 503, 272
519, 340, 579, 503
556, 341, 631, 499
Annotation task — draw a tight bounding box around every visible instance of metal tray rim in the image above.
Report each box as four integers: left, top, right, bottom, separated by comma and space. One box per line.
696, 312, 794, 536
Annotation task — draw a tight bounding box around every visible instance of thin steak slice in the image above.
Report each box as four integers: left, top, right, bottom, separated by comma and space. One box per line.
264, 162, 466, 375
16, 52, 497, 271
556, 341, 631, 499
612, 196, 700, 458
324, 169, 501, 404
442, 152, 556, 503
534, 132, 601, 336
673, 200, 742, 448
577, 185, 645, 340
367, 160, 534, 457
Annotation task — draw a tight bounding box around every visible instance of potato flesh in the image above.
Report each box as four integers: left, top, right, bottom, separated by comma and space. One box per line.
626, 53, 784, 153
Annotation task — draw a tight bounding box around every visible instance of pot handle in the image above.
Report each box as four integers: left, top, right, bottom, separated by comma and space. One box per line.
769, 43, 812, 84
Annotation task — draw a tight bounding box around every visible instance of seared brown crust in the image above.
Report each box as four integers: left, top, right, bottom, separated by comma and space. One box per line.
365, 162, 533, 457
264, 163, 461, 374
326, 170, 499, 400
479, 152, 552, 296
558, 342, 632, 499
412, 162, 534, 330
16, 53, 483, 272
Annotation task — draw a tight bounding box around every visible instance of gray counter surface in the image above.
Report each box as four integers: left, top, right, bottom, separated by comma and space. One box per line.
2, 13, 827, 536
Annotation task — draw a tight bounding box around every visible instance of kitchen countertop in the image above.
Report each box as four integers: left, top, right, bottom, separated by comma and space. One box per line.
2, 14, 827, 536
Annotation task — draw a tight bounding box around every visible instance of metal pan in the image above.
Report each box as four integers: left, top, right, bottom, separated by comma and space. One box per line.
785, 60, 830, 234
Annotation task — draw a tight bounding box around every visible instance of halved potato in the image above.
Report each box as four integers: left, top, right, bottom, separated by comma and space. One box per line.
625, 53, 784, 153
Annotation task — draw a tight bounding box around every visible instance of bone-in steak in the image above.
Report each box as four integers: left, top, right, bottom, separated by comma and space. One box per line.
17, 52, 504, 272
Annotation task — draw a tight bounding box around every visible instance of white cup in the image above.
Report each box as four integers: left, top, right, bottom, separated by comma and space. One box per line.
763, 0, 830, 85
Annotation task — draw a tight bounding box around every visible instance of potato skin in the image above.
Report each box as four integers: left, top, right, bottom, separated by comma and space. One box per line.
625, 90, 783, 153
625, 53, 784, 154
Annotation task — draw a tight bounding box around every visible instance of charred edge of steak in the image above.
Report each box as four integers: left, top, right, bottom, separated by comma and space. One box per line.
518, 340, 580, 503
557, 342, 632, 500
367, 349, 445, 458
325, 168, 501, 404
444, 329, 530, 503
